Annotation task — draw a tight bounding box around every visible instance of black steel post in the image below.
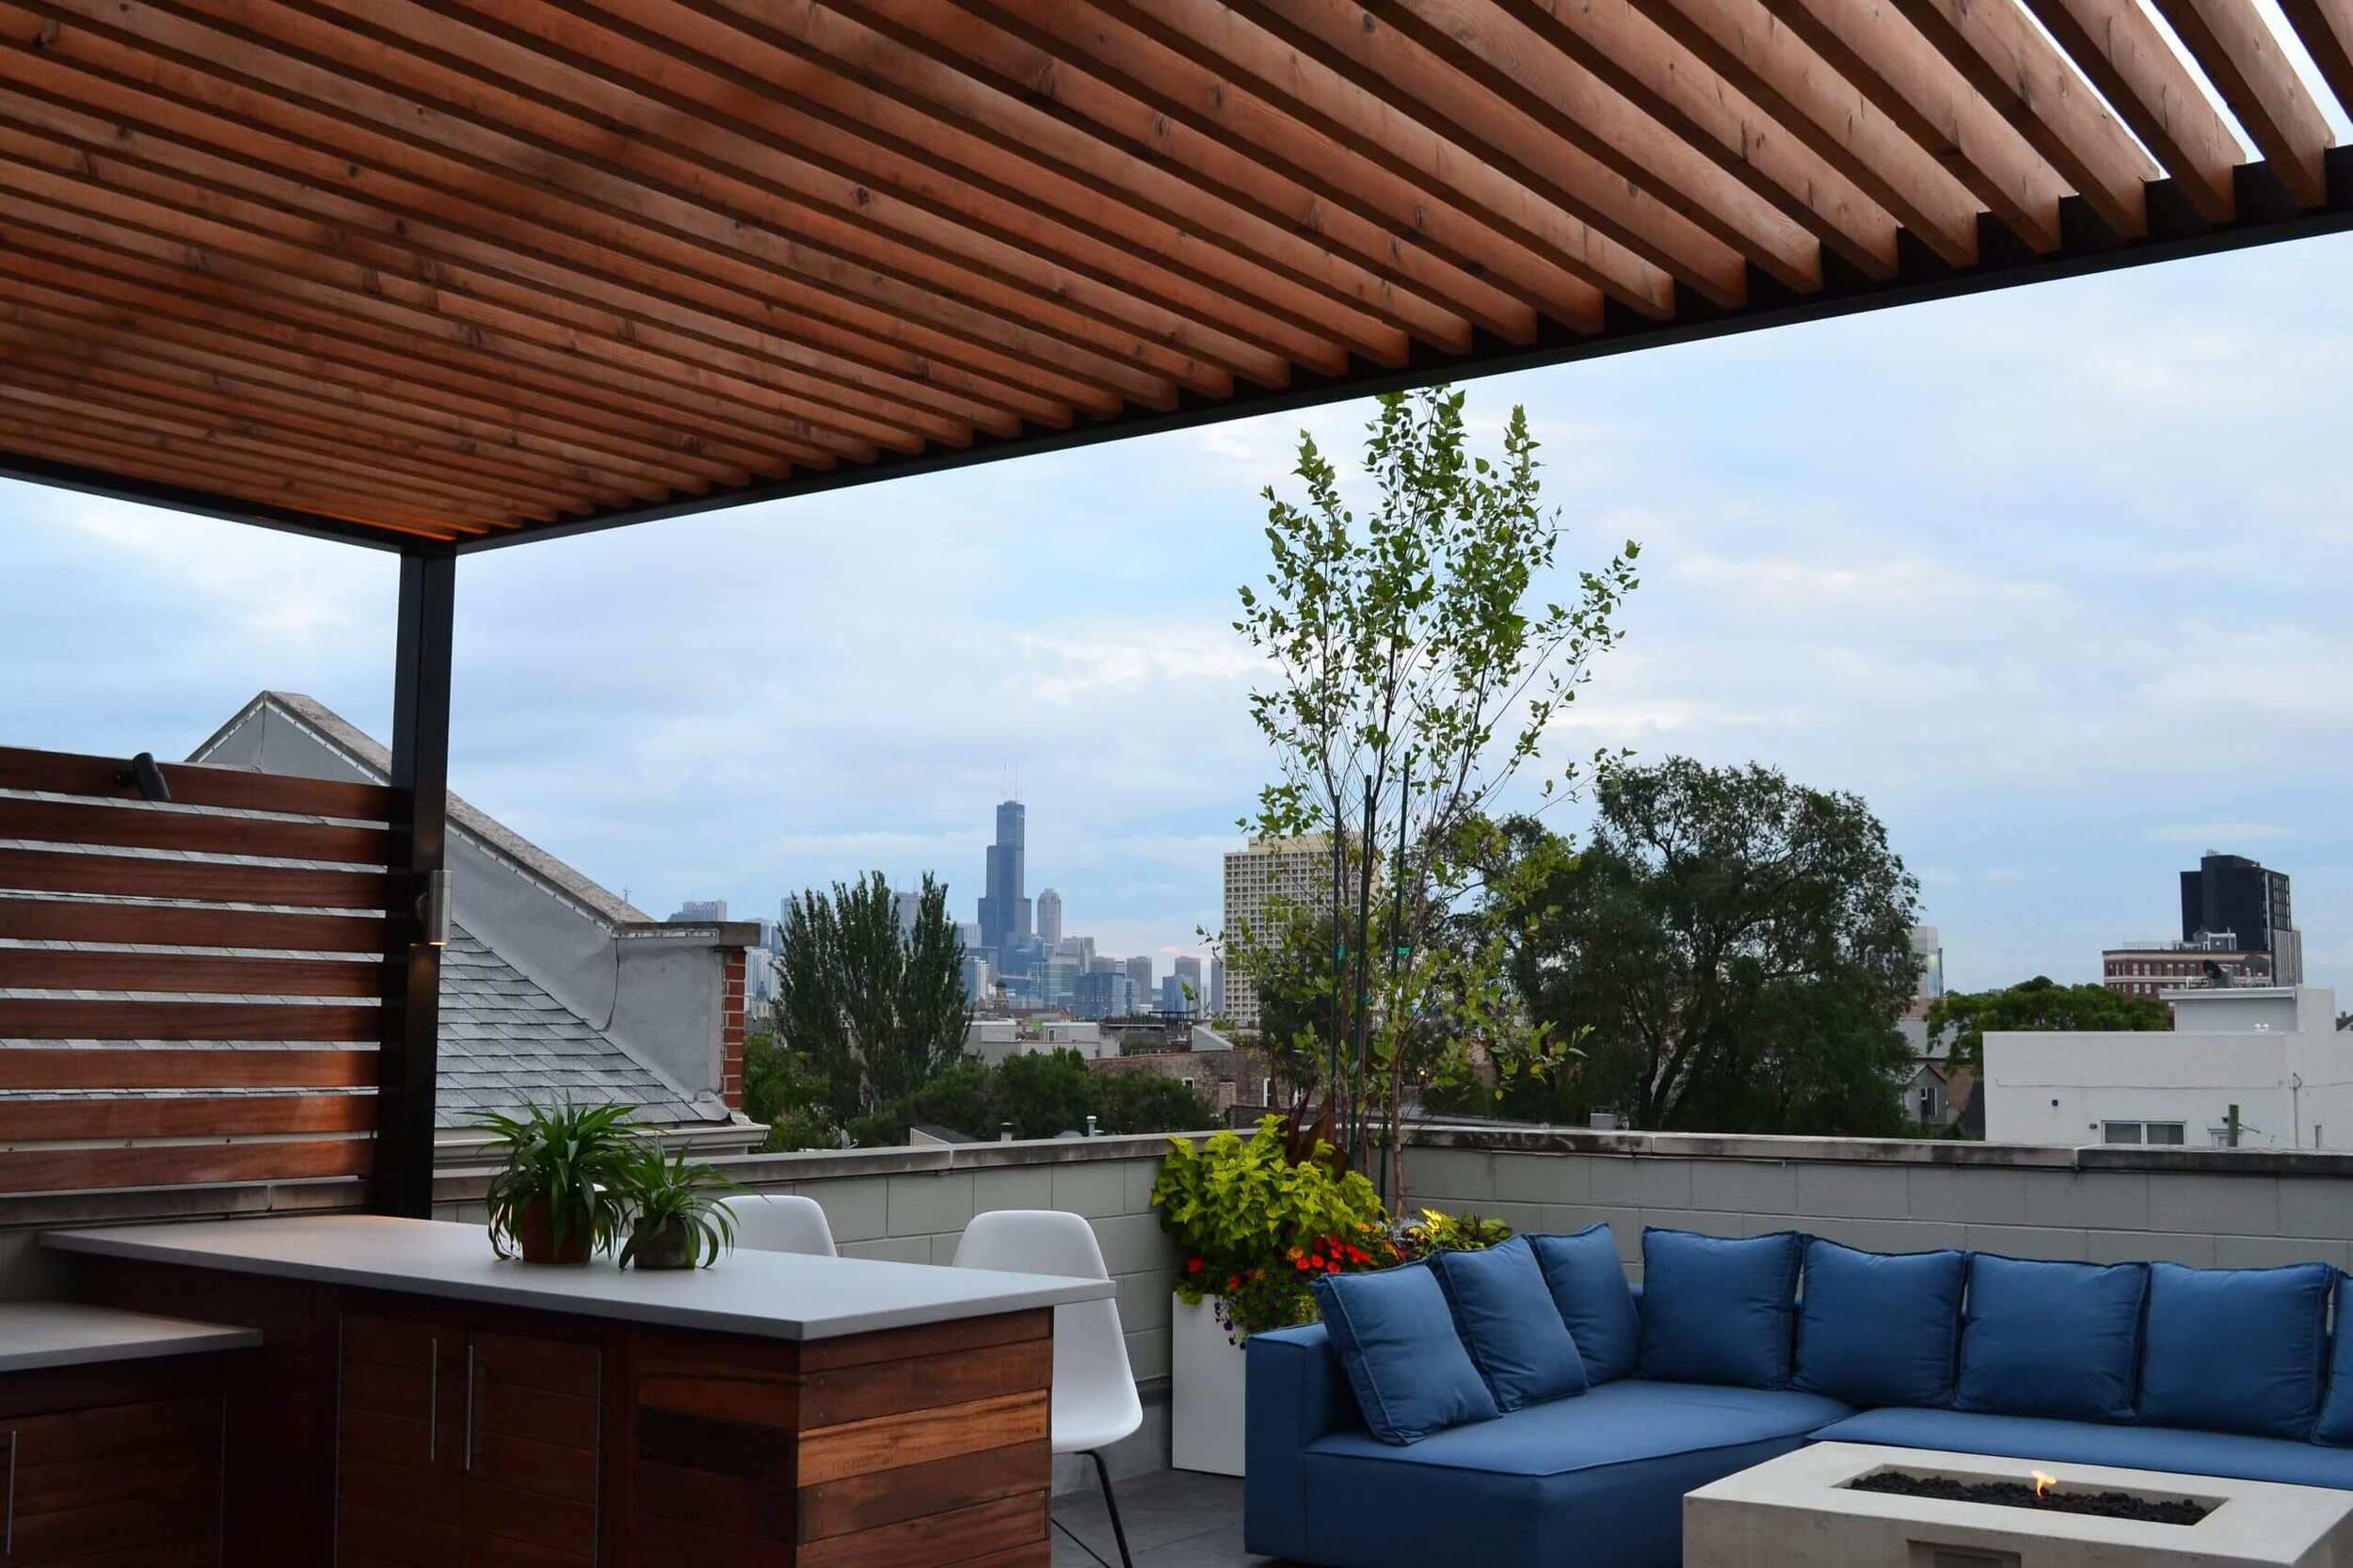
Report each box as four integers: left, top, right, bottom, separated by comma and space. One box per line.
375, 552, 456, 1218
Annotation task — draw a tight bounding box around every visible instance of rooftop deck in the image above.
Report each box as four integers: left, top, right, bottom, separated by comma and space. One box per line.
1054, 1469, 1259, 1568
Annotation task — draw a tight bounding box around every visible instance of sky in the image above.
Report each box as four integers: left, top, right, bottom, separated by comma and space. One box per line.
7, 232, 2351, 997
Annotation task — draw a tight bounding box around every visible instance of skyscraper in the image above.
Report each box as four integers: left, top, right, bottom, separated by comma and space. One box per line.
1173, 954, 1203, 1012
1036, 887, 1064, 947
1209, 956, 1225, 1018
1222, 835, 1331, 1030
977, 800, 1032, 960
2180, 853, 2300, 984
1126, 955, 1154, 1000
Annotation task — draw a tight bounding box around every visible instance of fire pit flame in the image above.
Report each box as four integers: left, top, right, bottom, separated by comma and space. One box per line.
2030, 1470, 2057, 1499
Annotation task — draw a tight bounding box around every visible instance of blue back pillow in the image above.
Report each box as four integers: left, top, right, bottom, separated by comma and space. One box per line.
2316, 1274, 2353, 1445
1637, 1227, 1801, 1389
1314, 1263, 1500, 1445
2138, 1260, 2334, 1439
1792, 1239, 1968, 1409
1429, 1236, 1588, 1411
1528, 1225, 1641, 1384
1953, 1256, 2148, 1424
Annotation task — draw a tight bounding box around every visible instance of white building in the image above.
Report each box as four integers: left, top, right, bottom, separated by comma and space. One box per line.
1984, 985, 2346, 1150
1221, 834, 1331, 1030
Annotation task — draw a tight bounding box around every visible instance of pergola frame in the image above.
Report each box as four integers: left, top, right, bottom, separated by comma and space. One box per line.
6, 0, 2351, 1211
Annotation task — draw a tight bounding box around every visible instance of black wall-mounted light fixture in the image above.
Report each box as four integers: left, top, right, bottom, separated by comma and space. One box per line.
414, 868, 454, 948
114, 751, 170, 802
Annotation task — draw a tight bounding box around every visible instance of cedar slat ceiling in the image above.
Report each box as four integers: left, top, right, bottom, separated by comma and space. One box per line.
0, 0, 2348, 552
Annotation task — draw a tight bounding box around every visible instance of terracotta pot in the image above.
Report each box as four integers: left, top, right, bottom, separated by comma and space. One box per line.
629, 1217, 696, 1272
513, 1197, 594, 1265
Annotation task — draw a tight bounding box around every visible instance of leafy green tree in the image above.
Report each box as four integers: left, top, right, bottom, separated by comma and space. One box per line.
740, 1028, 842, 1152
1926, 978, 2167, 1074
1485, 758, 1922, 1134
855, 1049, 1218, 1144
1227, 386, 1638, 1199
776, 872, 968, 1127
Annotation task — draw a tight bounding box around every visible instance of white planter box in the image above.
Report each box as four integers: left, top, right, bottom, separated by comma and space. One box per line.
1170, 1293, 1247, 1476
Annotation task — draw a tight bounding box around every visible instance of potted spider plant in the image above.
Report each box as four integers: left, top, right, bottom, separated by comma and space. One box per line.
616, 1144, 744, 1271
472, 1101, 640, 1265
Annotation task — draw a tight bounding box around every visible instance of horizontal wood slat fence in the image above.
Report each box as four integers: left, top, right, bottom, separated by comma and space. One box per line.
0, 744, 393, 1198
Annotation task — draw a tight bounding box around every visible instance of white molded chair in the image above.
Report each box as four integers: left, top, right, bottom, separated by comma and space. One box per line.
953, 1209, 1143, 1568
721, 1193, 838, 1257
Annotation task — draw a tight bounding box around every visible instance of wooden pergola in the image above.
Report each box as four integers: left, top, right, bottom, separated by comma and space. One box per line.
4, 0, 2349, 1214
3, 0, 2350, 556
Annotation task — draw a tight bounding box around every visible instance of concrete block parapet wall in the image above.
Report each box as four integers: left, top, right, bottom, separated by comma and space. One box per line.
431, 1131, 1194, 1385
1401, 1127, 2353, 1274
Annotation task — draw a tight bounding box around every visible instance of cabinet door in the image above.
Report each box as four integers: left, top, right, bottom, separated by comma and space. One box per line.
337, 1311, 464, 1567
459, 1329, 600, 1568
5, 1395, 223, 1565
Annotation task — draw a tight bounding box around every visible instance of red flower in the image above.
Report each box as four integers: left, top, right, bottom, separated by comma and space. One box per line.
1326, 1259, 1341, 1273
1294, 1257, 1311, 1272
1310, 1255, 1325, 1269
1187, 1257, 1204, 1274
1228, 1274, 1242, 1291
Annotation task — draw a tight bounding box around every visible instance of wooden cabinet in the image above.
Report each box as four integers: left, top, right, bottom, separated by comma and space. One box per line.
336, 1311, 600, 1568
0, 1361, 229, 1566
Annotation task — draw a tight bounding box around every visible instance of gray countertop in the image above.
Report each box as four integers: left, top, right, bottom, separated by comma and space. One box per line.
0, 1301, 261, 1374
42, 1215, 1112, 1341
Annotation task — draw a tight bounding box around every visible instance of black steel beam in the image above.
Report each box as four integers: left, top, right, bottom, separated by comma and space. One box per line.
0, 452, 413, 553
374, 552, 456, 1217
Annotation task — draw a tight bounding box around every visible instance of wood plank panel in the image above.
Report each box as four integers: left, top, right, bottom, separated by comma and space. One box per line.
0, 1134, 372, 1192
799, 1337, 1053, 1428
0, 846, 388, 907
2153, 0, 2337, 205
796, 1391, 1049, 1486
0, 1047, 376, 1089
797, 1440, 1048, 1544
0, 896, 385, 951
0, 948, 385, 997
0, 744, 392, 819
0, 999, 378, 1040
0, 796, 390, 863
794, 1492, 1047, 1568
795, 1310, 1050, 1372
2020, 0, 2243, 222
0, 1092, 372, 1142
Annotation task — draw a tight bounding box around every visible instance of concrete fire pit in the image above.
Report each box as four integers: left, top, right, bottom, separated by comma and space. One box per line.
1685, 1442, 2353, 1568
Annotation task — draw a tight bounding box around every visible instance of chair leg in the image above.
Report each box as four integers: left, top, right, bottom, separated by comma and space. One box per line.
1089, 1448, 1136, 1568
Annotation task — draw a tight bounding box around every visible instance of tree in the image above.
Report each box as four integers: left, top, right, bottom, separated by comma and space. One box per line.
1485, 758, 1923, 1134
1228, 385, 1639, 1200
1926, 978, 2167, 1073
776, 871, 968, 1127
854, 1048, 1219, 1144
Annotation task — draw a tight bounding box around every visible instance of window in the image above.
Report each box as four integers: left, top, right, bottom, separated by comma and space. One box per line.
2146, 1123, 2186, 1145
2104, 1121, 2143, 1144
2105, 1120, 2187, 1146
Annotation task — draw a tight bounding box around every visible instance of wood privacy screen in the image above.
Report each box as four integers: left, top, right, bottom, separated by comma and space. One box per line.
0, 0, 2348, 552
0, 744, 391, 1196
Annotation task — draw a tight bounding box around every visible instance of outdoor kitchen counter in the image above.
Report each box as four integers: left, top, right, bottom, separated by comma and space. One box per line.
45, 1213, 1079, 1566
41, 1211, 1111, 1338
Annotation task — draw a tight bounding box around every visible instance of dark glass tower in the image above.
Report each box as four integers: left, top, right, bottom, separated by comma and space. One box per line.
977, 800, 1032, 960
2180, 852, 2293, 959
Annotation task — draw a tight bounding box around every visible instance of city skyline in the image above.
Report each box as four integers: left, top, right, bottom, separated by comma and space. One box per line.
8, 233, 2349, 996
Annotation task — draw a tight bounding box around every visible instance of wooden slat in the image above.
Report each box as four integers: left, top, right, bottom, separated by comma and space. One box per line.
0, 796, 390, 863
796, 1391, 1049, 1486
797, 1440, 1048, 1544
0, 999, 378, 1041
795, 1309, 1050, 1372
794, 1492, 1046, 1568
0, 1047, 377, 1089
799, 1338, 1053, 1429
0, 1094, 370, 1142
0, 847, 387, 908
0, 744, 392, 819
2279, 0, 2353, 118
2153, 0, 2337, 206
0, 896, 385, 951
0, 1135, 373, 1193
1887, 0, 2161, 238
0, 949, 383, 997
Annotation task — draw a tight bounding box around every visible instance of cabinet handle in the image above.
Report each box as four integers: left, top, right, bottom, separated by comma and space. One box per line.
463, 1344, 476, 1474
426, 1337, 439, 1463
6, 1426, 16, 1558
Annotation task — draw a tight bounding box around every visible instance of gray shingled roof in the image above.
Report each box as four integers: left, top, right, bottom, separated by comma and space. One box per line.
435, 925, 717, 1129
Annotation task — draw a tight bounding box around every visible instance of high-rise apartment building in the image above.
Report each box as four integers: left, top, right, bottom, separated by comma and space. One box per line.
1126, 955, 1154, 1000
1209, 956, 1225, 1018
2180, 853, 2300, 984
976, 800, 1032, 960
668, 898, 728, 922
1036, 887, 1063, 948
1222, 835, 1332, 1031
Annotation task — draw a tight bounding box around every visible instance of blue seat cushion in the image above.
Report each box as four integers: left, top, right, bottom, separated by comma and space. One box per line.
2316, 1275, 2353, 1445
1815, 1405, 2353, 1493
1429, 1236, 1588, 1411
1638, 1227, 1801, 1389
1527, 1225, 1641, 1384
1298, 1381, 1853, 1568
1792, 1239, 1967, 1409
2138, 1260, 2334, 1438
1314, 1263, 1499, 1446
1953, 1256, 2147, 1424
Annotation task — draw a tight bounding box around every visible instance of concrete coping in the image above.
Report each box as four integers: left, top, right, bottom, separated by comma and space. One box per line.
1405, 1123, 2353, 1176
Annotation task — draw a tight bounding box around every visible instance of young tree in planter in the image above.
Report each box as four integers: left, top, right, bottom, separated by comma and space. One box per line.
1227, 386, 1639, 1202
776, 872, 969, 1126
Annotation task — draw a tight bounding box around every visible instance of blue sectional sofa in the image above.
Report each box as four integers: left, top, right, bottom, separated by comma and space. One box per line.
1244, 1227, 2353, 1568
